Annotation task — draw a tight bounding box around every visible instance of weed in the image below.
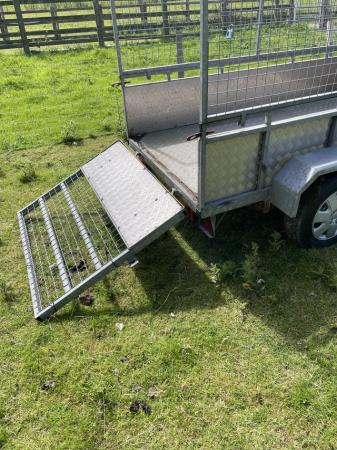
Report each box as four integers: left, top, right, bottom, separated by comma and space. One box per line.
327, 261, 337, 290
209, 244, 261, 288
209, 263, 222, 284
19, 164, 38, 184
241, 242, 260, 285
268, 231, 285, 252
61, 121, 81, 145
311, 261, 337, 290
0, 168, 6, 178
210, 260, 239, 284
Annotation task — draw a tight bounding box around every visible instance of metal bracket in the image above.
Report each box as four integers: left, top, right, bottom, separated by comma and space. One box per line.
187, 130, 214, 141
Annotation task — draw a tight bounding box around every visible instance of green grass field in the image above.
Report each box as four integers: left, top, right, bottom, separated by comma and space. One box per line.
2, 45, 337, 449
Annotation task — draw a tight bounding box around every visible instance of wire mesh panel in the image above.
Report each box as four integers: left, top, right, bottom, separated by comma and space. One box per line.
113, 0, 337, 117
206, 0, 337, 117
114, 0, 202, 80
20, 171, 126, 315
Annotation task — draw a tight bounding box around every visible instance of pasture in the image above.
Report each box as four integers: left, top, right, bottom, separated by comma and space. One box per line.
1, 46, 337, 449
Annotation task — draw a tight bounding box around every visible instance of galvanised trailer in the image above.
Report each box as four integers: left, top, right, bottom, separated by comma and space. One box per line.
18, 0, 337, 319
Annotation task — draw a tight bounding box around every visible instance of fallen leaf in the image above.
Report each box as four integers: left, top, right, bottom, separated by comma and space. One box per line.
148, 387, 163, 399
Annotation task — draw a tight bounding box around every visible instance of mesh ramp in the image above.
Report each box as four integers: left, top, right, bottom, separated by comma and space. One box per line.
18, 141, 185, 321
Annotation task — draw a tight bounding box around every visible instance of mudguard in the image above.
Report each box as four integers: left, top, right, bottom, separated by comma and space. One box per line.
271, 147, 337, 218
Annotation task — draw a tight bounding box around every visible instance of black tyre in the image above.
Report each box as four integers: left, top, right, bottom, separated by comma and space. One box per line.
284, 176, 337, 248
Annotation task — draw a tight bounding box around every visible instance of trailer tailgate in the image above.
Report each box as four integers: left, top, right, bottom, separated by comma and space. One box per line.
18, 141, 185, 321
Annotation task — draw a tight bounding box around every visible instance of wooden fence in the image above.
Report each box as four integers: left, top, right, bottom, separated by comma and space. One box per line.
0, 0, 294, 55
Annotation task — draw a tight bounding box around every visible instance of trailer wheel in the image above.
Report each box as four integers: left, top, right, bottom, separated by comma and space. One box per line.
284, 176, 337, 248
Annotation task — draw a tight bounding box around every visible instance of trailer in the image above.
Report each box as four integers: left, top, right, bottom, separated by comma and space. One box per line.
18, 0, 337, 320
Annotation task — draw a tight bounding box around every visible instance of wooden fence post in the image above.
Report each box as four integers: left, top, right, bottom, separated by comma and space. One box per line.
289, 0, 299, 23
185, 0, 190, 21
161, 0, 170, 39
13, 0, 30, 55
139, 0, 147, 26
0, 5, 10, 43
50, 3, 61, 41
220, 0, 229, 26
256, 0, 264, 55
93, 0, 105, 47
318, 0, 330, 29
176, 32, 184, 78
273, 0, 281, 23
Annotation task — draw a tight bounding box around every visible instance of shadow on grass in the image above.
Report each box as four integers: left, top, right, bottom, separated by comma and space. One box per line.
55, 206, 337, 350
132, 206, 337, 349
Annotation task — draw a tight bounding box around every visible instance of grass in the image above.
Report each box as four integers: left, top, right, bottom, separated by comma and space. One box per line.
2, 44, 337, 448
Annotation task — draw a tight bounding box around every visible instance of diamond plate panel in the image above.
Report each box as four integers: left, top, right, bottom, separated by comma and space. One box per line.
205, 134, 260, 202
82, 142, 184, 249
264, 117, 329, 186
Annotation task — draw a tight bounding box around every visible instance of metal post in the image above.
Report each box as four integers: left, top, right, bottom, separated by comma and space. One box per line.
326, 19, 333, 57
257, 114, 272, 189
109, 0, 129, 138
110, 0, 123, 76
256, 0, 264, 55
199, 0, 209, 124
198, 0, 209, 211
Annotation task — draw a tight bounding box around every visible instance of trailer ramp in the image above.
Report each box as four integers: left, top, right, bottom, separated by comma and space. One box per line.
18, 141, 185, 321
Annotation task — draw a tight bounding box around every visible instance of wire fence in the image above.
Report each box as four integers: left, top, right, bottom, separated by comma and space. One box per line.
207, 0, 337, 117
1, 0, 202, 54
2, 0, 337, 153
113, 0, 337, 118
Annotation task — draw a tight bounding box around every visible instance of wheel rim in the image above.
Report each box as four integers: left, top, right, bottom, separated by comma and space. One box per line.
312, 192, 337, 240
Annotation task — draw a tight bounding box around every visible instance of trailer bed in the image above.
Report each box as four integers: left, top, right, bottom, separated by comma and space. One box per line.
132, 96, 337, 208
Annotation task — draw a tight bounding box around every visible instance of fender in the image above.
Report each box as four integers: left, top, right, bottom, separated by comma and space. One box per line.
271, 147, 337, 218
